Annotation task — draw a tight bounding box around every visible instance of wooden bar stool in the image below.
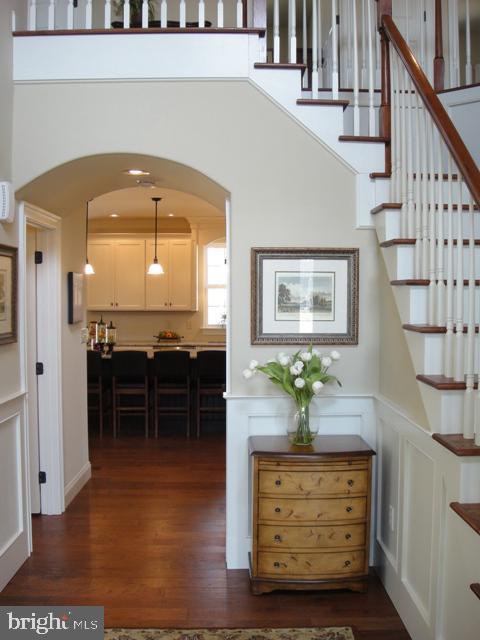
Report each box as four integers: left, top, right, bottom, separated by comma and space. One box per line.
112, 351, 149, 437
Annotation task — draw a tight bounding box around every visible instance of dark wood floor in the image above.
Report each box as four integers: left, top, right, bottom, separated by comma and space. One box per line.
0, 436, 410, 639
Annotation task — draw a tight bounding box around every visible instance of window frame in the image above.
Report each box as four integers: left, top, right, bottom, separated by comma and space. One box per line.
203, 238, 227, 329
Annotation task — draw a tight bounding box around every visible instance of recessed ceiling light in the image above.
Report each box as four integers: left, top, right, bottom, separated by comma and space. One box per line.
124, 169, 150, 176
110, 213, 119, 218
168, 213, 174, 217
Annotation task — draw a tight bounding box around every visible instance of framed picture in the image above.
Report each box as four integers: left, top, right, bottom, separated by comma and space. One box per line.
251, 247, 359, 345
67, 272, 85, 324
0, 244, 18, 345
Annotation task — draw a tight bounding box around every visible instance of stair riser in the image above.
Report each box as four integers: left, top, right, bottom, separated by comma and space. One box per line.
383, 244, 480, 280
405, 331, 480, 376
374, 209, 480, 242
418, 383, 465, 434
393, 285, 480, 325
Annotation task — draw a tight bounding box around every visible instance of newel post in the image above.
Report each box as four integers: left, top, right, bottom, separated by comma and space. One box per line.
376, 0, 392, 175
434, 0, 445, 91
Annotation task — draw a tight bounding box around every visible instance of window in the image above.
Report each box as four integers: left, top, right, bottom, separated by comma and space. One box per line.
205, 241, 227, 327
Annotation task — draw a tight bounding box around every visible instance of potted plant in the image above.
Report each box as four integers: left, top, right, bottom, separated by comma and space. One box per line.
243, 346, 341, 445
112, 1, 155, 27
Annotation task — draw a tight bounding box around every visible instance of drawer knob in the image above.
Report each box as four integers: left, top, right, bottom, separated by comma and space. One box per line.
273, 561, 280, 568
274, 507, 281, 513
275, 480, 282, 486
345, 533, 352, 540
344, 560, 351, 567
274, 534, 282, 542
347, 479, 354, 487
346, 506, 353, 513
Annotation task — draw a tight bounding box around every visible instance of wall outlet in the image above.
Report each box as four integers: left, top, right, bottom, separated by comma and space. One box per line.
388, 505, 395, 532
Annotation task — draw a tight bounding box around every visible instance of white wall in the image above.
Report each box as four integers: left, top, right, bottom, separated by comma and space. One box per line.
438, 86, 480, 167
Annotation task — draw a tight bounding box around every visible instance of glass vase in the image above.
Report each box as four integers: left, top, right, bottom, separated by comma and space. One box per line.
287, 403, 318, 445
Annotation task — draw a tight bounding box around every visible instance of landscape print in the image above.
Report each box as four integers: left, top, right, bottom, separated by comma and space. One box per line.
0, 270, 6, 320
275, 271, 335, 321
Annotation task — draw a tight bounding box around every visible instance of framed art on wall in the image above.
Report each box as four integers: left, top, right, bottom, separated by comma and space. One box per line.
251, 247, 359, 345
0, 244, 18, 345
67, 271, 85, 324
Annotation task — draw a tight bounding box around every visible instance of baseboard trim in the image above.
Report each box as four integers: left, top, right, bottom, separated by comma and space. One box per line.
64, 461, 91, 508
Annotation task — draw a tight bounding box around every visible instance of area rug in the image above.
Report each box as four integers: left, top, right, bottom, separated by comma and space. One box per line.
104, 629, 354, 640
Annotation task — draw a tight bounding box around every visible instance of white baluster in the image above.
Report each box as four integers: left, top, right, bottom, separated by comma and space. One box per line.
419, 0, 425, 70
180, 1, 186, 28
311, 0, 319, 95
420, 106, 429, 276
199, 0, 205, 28
464, 195, 475, 438
454, 175, 464, 381
217, 0, 224, 29
48, 0, 55, 30
352, 0, 360, 135
449, 0, 459, 87
427, 116, 436, 325
302, 0, 308, 89
331, 0, 338, 98
273, 0, 280, 63
375, 1, 380, 87
11, 10, 16, 31
104, 0, 112, 29
236, 0, 243, 28
67, 0, 74, 29
28, 0, 37, 31
414, 92, 422, 279
317, 0, 323, 88
405, 74, 414, 239
361, 0, 366, 87
390, 54, 397, 203
161, 0, 167, 28
124, 0, 130, 28
141, 0, 148, 28
367, 0, 375, 135
445, 155, 455, 378
465, 0, 472, 85
86, 0, 93, 29
400, 68, 408, 238
289, 0, 297, 64
435, 129, 445, 326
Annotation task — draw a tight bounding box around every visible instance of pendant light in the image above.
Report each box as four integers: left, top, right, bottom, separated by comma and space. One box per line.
147, 197, 164, 275
84, 199, 95, 275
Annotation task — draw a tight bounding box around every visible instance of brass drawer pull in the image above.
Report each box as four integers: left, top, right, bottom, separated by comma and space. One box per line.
347, 479, 354, 487
344, 560, 351, 567
273, 561, 280, 568
345, 533, 352, 540
275, 480, 282, 486
346, 506, 353, 513
274, 507, 281, 513
274, 534, 282, 542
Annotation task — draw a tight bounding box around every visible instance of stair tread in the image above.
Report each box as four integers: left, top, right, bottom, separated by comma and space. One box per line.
254, 62, 307, 70
403, 324, 479, 334
417, 374, 478, 390
433, 433, 480, 456
450, 502, 480, 534
392, 279, 480, 286
370, 172, 391, 179
297, 98, 349, 110
339, 135, 389, 143
372, 202, 479, 213
471, 584, 480, 600
381, 238, 480, 247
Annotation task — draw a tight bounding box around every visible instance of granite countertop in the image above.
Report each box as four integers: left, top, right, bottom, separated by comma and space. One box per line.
116, 340, 226, 348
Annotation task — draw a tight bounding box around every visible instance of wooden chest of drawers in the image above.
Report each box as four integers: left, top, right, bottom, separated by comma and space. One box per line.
249, 435, 375, 594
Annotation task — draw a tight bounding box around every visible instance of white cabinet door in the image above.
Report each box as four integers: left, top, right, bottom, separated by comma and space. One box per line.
114, 239, 146, 310
86, 240, 115, 310
169, 239, 192, 310
145, 240, 169, 310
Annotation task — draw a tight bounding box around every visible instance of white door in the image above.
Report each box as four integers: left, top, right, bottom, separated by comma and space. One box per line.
145, 240, 169, 310
115, 239, 146, 310
169, 239, 192, 310
26, 226, 41, 513
86, 240, 115, 310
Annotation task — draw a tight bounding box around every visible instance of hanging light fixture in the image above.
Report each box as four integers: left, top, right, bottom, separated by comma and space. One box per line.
84, 199, 95, 275
147, 197, 164, 275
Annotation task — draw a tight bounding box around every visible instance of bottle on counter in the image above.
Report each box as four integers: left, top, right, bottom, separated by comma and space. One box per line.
106, 320, 117, 345
96, 316, 106, 344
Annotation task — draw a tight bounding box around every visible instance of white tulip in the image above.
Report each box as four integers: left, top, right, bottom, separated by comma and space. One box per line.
294, 360, 304, 371
267, 358, 276, 364
290, 364, 301, 376
312, 380, 324, 394
278, 355, 290, 367
294, 377, 306, 389
249, 359, 259, 370
330, 350, 341, 361
312, 348, 321, 358
300, 351, 312, 362
321, 356, 332, 368
242, 368, 253, 379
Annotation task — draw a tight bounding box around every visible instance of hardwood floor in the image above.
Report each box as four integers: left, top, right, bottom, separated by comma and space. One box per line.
0, 436, 410, 639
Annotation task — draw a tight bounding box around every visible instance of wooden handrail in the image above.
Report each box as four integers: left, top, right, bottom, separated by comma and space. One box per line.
381, 14, 480, 207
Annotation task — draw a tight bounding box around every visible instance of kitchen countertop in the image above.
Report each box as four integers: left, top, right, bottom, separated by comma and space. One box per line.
116, 341, 226, 348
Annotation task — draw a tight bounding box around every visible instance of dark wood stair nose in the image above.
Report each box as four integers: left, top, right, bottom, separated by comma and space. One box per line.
339, 135, 389, 143
254, 62, 307, 71
471, 584, 480, 600
418, 375, 479, 391
450, 502, 480, 535
297, 98, 349, 111
433, 433, 480, 456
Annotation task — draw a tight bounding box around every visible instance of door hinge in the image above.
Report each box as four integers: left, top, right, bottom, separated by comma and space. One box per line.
39, 471, 47, 484
336, 14, 340, 25
34, 250, 43, 264
36, 362, 44, 375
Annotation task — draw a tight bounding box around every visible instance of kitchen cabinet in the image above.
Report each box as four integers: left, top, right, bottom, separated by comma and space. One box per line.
146, 238, 194, 311
87, 238, 145, 310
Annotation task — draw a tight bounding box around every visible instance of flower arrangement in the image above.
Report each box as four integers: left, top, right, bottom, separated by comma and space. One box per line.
154, 330, 182, 342
243, 346, 341, 445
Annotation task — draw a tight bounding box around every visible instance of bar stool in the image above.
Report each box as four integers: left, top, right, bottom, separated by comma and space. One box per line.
112, 351, 149, 438
153, 350, 191, 438
87, 350, 109, 437
195, 350, 226, 438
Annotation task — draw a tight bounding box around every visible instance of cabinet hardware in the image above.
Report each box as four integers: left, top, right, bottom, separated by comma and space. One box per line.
274, 507, 281, 513
273, 562, 280, 568
345, 533, 352, 540
344, 560, 351, 567
275, 480, 282, 486
274, 534, 282, 541
347, 479, 354, 486
346, 506, 353, 513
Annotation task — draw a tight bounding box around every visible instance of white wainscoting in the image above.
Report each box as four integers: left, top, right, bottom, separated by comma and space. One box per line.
375, 395, 480, 640
225, 393, 377, 569
0, 393, 30, 591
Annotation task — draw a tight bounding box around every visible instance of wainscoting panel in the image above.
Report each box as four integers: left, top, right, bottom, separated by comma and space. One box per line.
225, 394, 376, 569
376, 418, 400, 570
